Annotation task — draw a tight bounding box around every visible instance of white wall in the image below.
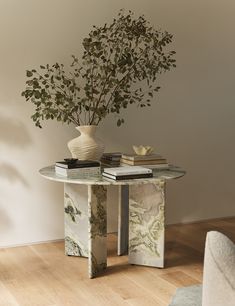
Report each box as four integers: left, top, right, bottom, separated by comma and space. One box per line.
0, 0, 235, 247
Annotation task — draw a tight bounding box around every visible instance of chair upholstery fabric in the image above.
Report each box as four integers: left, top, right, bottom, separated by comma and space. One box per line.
202, 231, 235, 306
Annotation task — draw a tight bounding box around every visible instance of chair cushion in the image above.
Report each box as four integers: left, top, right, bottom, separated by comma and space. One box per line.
202, 231, 235, 306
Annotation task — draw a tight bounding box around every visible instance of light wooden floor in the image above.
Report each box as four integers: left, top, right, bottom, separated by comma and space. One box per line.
0, 217, 235, 306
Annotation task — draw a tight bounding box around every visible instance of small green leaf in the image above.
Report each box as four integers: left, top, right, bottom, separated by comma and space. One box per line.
26, 70, 33, 77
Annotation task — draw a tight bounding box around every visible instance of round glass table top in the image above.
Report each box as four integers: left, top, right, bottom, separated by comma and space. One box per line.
39, 165, 186, 186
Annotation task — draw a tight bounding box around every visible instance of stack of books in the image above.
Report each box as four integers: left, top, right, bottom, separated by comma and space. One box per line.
102, 166, 153, 181
101, 152, 122, 167
55, 159, 101, 178
120, 153, 169, 169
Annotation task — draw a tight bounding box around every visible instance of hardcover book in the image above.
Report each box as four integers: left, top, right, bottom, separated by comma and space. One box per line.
120, 163, 169, 169
121, 153, 163, 161
102, 152, 122, 157
101, 152, 122, 162
102, 172, 153, 181
103, 166, 152, 176
55, 160, 100, 169
101, 161, 120, 167
120, 158, 167, 165
55, 166, 101, 177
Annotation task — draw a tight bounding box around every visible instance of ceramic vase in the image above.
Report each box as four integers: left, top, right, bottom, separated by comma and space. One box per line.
68, 125, 105, 160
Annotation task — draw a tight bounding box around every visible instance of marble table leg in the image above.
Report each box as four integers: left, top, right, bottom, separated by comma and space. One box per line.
88, 185, 107, 278
128, 181, 165, 268
117, 185, 129, 255
64, 183, 89, 257
64, 183, 107, 278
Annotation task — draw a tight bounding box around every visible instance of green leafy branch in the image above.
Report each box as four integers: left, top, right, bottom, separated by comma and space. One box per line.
22, 9, 176, 128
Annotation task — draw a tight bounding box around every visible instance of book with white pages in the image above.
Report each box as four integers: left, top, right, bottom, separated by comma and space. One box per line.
56, 166, 100, 177
120, 163, 169, 170
102, 172, 153, 180
103, 166, 152, 177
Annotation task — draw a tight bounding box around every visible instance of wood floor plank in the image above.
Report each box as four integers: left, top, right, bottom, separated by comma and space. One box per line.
0, 217, 234, 306
122, 267, 177, 304
160, 270, 200, 287
0, 282, 19, 306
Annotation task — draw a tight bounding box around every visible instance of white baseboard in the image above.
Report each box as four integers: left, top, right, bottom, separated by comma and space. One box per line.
0, 238, 64, 249
166, 215, 235, 226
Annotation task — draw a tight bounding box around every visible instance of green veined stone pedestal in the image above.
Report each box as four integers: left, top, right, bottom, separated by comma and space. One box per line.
129, 182, 165, 267
64, 183, 107, 278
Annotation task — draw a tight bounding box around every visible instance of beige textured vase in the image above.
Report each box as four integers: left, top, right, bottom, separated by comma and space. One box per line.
67, 125, 105, 160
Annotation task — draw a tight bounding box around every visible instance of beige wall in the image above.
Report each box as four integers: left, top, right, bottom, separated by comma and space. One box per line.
0, 0, 235, 246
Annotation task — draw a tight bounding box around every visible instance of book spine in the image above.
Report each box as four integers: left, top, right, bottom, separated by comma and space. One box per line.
103, 169, 152, 176
101, 163, 120, 167
102, 153, 121, 157
102, 173, 153, 180
56, 166, 100, 172
141, 164, 169, 169
120, 163, 169, 169
55, 167, 101, 176
120, 158, 167, 165
121, 154, 162, 161
101, 156, 121, 161
55, 163, 100, 169
101, 159, 120, 163
119, 159, 134, 165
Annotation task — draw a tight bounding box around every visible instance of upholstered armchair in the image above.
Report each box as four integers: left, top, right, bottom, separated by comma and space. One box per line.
169, 231, 235, 306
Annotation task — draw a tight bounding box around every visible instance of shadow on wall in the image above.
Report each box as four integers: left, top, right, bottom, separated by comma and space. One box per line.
0, 114, 32, 148
0, 207, 12, 232
0, 163, 29, 187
